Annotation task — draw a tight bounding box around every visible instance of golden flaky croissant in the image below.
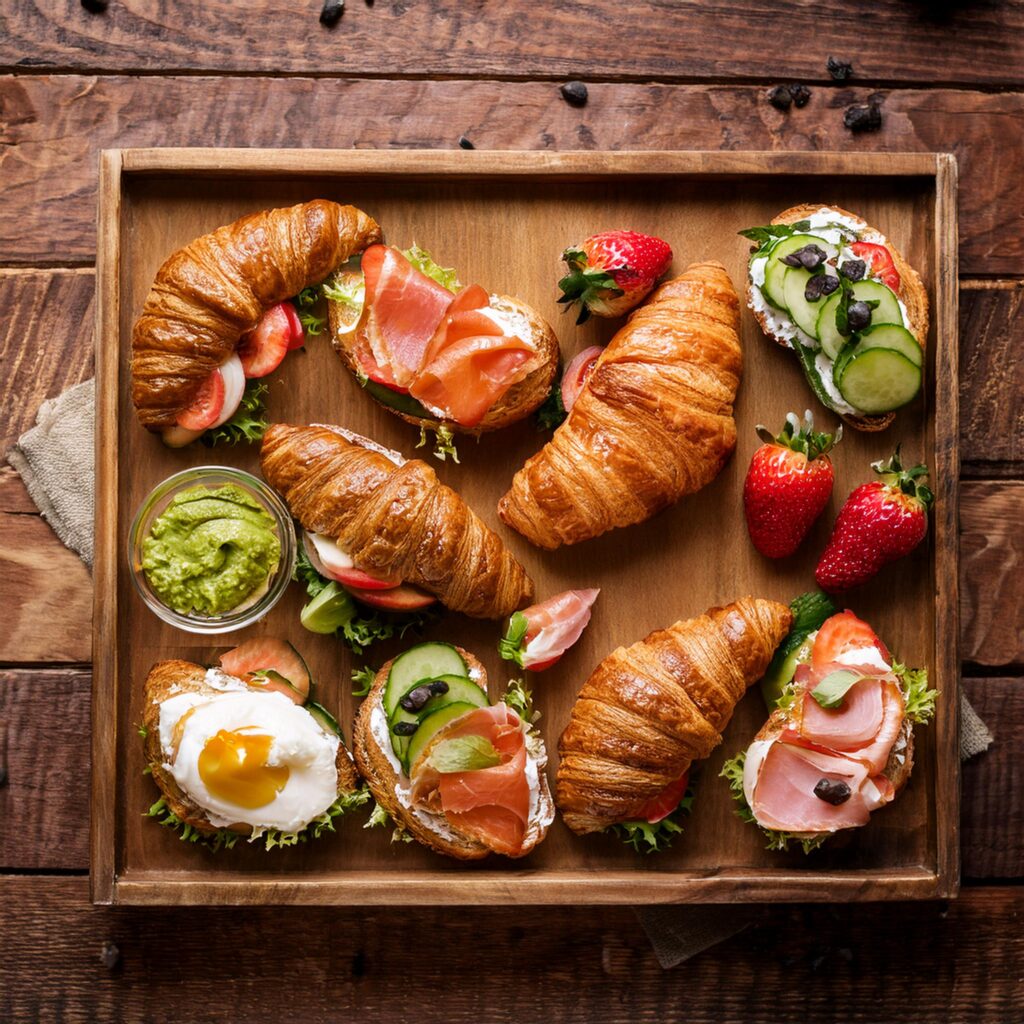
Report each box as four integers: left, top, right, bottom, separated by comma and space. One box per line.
498, 261, 743, 549
556, 596, 792, 834
132, 201, 381, 429
260, 424, 533, 619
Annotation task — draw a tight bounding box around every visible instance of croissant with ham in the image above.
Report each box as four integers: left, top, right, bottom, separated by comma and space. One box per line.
498, 261, 743, 549
132, 200, 381, 430
556, 596, 792, 835
260, 423, 533, 619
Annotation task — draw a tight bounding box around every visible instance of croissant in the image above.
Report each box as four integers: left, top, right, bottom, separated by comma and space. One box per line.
260, 424, 533, 619
556, 596, 792, 834
131, 200, 382, 429
498, 261, 743, 549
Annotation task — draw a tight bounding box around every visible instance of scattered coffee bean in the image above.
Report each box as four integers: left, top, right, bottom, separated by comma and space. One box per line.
400, 686, 434, 712
781, 244, 827, 270
767, 85, 793, 111
789, 83, 812, 108
843, 102, 882, 133
393, 721, 419, 736
81, 0, 108, 11
560, 81, 589, 108
847, 300, 872, 332
827, 56, 854, 81
320, 0, 344, 26
100, 941, 121, 970
428, 680, 450, 696
840, 258, 866, 282
814, 777, 852, 805
458, 135, 475, 150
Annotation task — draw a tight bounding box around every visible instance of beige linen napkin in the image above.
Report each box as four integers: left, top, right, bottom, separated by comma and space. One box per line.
6, 379, 994, 969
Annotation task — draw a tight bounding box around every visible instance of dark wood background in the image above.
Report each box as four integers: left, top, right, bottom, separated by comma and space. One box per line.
0, 2, 1021, 1020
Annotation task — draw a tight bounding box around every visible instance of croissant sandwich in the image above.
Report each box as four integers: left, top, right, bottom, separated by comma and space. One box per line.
556, 596, 792, 840
260, 423, 534, 620
721, 602, 936, 853
131, 200, 381, 443
142, 641, 365, 851
326, 243, 559, 434
743, 204, 928, 431
498, 261, 743, 549
354, 641, 554, 860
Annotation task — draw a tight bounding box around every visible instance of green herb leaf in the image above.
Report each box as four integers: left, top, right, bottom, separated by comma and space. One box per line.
402, 243, 462, 293
323, 275, 365, 310
429, 735, 502, 773
294, 544, 329, 599
294, 287, 326, 336
351, 665, 377, 697
202, 380, 269, 447
894, 662, 938, 724
535, 373, 567, 431
606, 790, 694, 854
503, 677, 537, 724
416, 423, 460, 463
810, 668, 863, 709
498, 611, 529, 667
137, 723, 149, 739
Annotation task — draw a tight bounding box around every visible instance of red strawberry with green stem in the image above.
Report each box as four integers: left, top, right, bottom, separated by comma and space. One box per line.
816, 446, 934, 592
557, 230, 672, 324
743, 411, 842, 558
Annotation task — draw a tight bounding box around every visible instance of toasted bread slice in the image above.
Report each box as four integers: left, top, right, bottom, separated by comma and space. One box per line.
142, 659, 360, 838
328, 277, 560, 435
352, 647, 554, 860
746, 204, 929, 432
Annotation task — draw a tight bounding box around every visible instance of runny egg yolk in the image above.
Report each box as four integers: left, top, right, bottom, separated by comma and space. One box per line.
197, 728, 290, 809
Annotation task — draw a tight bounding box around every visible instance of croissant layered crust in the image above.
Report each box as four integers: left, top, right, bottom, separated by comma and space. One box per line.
131, 200, 382, 429
498, 261, 743, 549
556, 596, 792, 834
260, 424, 534, 619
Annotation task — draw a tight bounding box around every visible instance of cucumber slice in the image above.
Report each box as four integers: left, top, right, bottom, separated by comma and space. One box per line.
854, 323, 922, 368
404, 701, 478, 773
815, 291, 845, 360
300, 581, 356, 635
383, 643, 468, 718
307, 701, 343, 739
783, 266, 838, 339
835, 348, 922, 414
848, 279, 903, 328
760, 636, 814, 710
363, 379, 432, 420
760, 234, 835, 309
388, 674, 488, 761
816, 280, 906, 361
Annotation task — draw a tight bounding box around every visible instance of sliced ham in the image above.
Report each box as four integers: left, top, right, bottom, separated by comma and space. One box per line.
799, 672, 885, 750
842, 681, 906, 774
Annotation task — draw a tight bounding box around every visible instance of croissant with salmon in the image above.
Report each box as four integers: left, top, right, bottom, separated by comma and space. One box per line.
556, 596, 792, 835
498, 261, 743, 549
260, 423, 533, 619
132, 200, 381, 431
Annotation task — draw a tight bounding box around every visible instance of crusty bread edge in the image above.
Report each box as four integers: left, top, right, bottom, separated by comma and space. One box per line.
352, 647, 554, 860
744, 203, 930, 433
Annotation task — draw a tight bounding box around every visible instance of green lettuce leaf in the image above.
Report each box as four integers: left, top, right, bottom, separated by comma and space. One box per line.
351, 665, 377, 697
402, 243, 461, 293
534, 375, 567, 431
429, 735, 502, 773
498, 611, 529, 668
322, 274, 365, 310
417, 423, 460, 463
294, 544, 329, 599
294, 287, 326, 336
606, 790, 694, 854
894, 663, 938, 724
202, 380, 269, 447
503, 677, 537, 725
364, 800, 415, 843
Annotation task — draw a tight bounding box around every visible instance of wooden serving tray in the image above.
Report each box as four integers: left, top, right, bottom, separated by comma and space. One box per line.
92, 149, 959, 906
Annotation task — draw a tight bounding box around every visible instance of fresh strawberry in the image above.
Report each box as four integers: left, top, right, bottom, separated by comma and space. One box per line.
743, 411, 841, 558
816, 446, 933, 592
557, 230, 672, 324
850, 241, 901, 292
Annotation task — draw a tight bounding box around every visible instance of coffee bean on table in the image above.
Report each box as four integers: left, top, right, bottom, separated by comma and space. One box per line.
320, 0, 344, 26
560, 81, 589, 107
789, 84, 812, 108
81, 0, 108, 11
827, 56, 854, 81
844, 102, 883, 133
458, 135, 475, 150
767, 86, 792, 111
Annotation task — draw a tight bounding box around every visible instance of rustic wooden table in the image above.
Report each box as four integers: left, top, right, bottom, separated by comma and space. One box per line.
0, 2, 1022, 1020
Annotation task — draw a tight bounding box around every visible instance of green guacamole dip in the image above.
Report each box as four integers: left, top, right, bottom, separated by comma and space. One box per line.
141, 485, 281, 617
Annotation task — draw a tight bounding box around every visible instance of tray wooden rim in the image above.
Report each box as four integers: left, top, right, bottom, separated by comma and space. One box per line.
91, 147, 960, 906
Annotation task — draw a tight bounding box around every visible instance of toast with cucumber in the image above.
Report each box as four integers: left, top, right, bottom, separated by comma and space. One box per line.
743, 205, 929, 432
353, 641, 554, 860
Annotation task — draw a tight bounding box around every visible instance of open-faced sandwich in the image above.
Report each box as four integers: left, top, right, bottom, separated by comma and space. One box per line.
354, 641, 554, 859
721, 595, 937, 853
499, 261, 743, 549
742, 204, 928, 431
260, 423, 534, 653
142, 638, 366, 851
555, 596, 792, 852
131, 200, 381, 447
324, 243, 559, 443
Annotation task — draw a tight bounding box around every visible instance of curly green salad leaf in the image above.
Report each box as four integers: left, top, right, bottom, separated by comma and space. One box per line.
295, 287, 326, 336
202, 380, 269, 447
351, 665, 377, 697
894, 663, 938, 724
503, 677, 538, 725
719, 752, 827, 855
403, 243, 462, 293
498, 611, 529, 668
535, 374, 567, 431
606, 790, 695, 855
738, 219, 812, 254
417, 423, 460, 464
364, 800, 415, 843
322, 274, 365, 310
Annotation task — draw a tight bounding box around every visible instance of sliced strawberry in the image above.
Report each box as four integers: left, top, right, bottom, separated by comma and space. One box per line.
850, 242, 901, 292
561, 346, 603, 413
176, 368, 225, 431
636, 771, 690, 824
346, 583, 437, 611
237, 303, 291, 378
811, 611, 891, 671
219, 638, 312, 705
283, 302, 306, 350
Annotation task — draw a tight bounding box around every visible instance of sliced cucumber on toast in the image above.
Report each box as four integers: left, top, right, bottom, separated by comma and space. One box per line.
761, 234, 836, 309
388, 674, 489, 762
815, 280, 904, 360
835, 348, 922, 414
383, 642, 468, 718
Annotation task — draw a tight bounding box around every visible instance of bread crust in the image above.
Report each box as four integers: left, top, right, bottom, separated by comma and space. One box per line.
328, 286, 559, 435
352, 648, 554, 860
745, 203, 929, 433
142, 659, 359, 838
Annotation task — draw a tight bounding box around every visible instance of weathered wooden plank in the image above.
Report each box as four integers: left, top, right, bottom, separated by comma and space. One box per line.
3, 1, 1024, 86
960, 483, 1024, 668
0, 466, 38, 514
0, 670, 90, 870
0, 270, 94, 453
0, 876, 1021, 1022
2, 76, 1024, 273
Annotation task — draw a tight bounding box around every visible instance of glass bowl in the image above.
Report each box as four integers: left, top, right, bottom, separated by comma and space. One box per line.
128, 466, 296, 635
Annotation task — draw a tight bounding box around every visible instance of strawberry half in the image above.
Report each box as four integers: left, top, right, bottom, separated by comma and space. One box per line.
743, 411, 841, 558
557, 230, 672, 324
815, 445, 934, 592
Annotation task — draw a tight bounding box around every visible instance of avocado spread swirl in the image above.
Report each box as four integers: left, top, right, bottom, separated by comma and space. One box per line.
142, 485, 280, 616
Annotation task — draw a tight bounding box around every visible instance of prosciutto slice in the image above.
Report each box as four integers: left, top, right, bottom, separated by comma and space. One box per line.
799, 669, 885, 750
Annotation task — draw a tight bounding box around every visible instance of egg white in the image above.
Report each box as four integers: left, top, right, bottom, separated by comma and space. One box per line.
158, 678, 340, 834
